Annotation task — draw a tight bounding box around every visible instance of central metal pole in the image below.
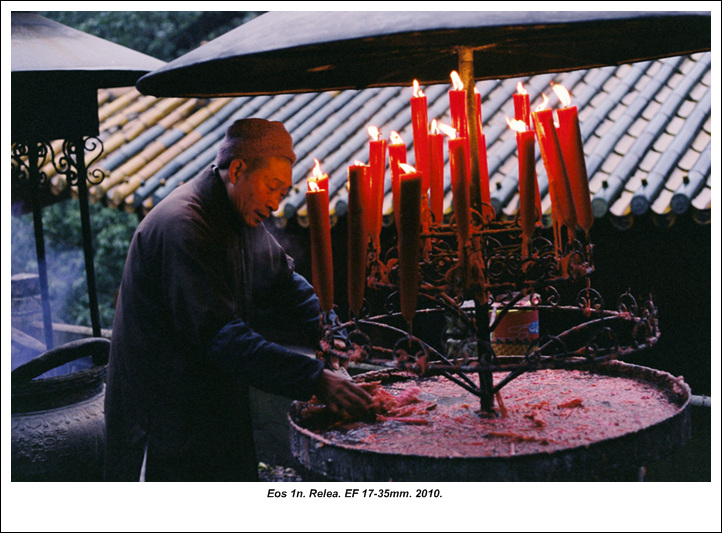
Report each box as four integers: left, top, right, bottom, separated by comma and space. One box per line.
474, 298, 494, 413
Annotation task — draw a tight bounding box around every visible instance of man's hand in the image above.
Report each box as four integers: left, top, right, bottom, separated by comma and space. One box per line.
316, 369, 374, 420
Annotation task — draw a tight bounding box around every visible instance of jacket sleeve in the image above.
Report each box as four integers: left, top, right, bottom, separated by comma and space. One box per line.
205, 318, 324, 399
249, 228, 325, 346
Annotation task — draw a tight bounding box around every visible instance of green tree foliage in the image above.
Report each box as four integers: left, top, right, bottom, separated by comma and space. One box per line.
39, 11, 263, 61
12, 201, 138, 329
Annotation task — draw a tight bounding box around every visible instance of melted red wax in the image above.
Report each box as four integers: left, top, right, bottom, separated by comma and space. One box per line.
299, 369, 681, 458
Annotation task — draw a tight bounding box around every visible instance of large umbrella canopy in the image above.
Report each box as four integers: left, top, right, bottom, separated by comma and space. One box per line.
136, 11, 711, 97
12, 12, 166, 141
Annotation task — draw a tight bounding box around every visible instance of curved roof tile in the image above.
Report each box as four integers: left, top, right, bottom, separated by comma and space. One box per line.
42, 52, 711, 231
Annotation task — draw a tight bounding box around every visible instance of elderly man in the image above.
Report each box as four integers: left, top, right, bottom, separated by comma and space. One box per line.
105, 118, 372, 481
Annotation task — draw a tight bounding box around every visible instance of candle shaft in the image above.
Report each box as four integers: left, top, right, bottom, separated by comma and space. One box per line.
388, 142, 407, 230
411, 95, 431, 193
449, 89, 469, 138
532, 109, 577, 232
398, 172, 422, 326
428, 132, 445, 224
556, 106, 593, 233
368, 139, 387, 246
513, 92, 532, 128
306, 187, 334, 313
517, 130, 537, 241
448, 137, 471, 245
347, 165, 369, 317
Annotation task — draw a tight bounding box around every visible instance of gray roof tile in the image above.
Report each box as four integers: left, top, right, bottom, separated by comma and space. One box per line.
28, 51, 710, 231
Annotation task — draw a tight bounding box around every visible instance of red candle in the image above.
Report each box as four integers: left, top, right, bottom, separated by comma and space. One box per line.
532, 107, 577, 234
449, 71, 469, 138
514, 82, 542, 224
306, 161, 334, 314
507, 118, 537, 256
347, 163, 369, 318
410, 80, 431, 194
472, 88, 492, 221
428, 120, 445, 225
367, 127, 387, 248
441, 124, 471, 246
388, 131, 407, 230
397, 163, 422, 328
513, 82, 532, 128
553, 84, 593, 235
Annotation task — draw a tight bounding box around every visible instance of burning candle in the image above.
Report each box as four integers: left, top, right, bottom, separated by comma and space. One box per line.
367, 126, 387, 249
388, 131, 407, 230
397, 163, 422, 328
347, 162, 370, 319
532, 97, 577, 237
474, 87, 492, 221
514, 82, 542, 224
507, 118, 537, 257
553, 84, 593, 235
513, 81, 532, 128
439, 123, 471, 246
306, 160, 334, 314
410, 80, 431, 194
428, 119, 445, 224
449, 71, 469, 138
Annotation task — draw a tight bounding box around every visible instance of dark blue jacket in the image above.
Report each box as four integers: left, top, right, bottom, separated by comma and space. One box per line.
104, 167, 323, 481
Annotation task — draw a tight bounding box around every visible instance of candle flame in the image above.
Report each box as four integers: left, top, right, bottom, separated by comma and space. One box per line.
450, 70, 464, 91
308, 179, 320, 192
312, 158, 324, 180
516, 81, 527, 95
437, 122, 457, 139
430, 119, 440, 135
535, 93, 549, 113
390, 131, 404, 145
505, 116, 527, 133
413, 79, 425, 98
552, 83, 571, 107
399, 163, 416, 174
368, 125, 381, 141
354, 160, 366, 166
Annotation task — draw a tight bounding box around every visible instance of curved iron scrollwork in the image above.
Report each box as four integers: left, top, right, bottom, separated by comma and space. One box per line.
12, 141, 50, 186
53, 137, 107, 187
315, 202, 658, 414
11, 137, 107, 190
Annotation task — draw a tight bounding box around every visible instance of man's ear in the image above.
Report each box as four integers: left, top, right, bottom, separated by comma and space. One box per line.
228, 159, 247, 184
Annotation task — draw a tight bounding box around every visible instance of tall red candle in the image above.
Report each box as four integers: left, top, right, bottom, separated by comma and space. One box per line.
532, 107, 577, 234
410, 80, 431, 194
347, 164, 369, 318
553, 84, 593, 235
397, 163, 422, 328
443, 126, 471, 246
388, 131, 407, 230
508, 119, 537, 256
473, 88, 492, 221
428, 120, 445, 225
449, 71, 469, 138
306, 162, 334, 314
367, 127, 387, 248
514, 82, 542, 223
513, 82, 532, 128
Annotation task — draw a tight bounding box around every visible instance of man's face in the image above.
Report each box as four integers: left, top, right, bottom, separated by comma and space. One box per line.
229, 156, 293, 227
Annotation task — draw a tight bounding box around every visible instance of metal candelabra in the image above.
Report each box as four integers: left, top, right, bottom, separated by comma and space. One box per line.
318, 203, 660, 414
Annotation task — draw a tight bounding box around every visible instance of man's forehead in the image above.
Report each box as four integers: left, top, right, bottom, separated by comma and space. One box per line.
260, 158, 292, 187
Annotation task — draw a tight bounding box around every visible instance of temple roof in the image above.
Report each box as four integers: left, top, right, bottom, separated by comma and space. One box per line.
42, 51, 711, 231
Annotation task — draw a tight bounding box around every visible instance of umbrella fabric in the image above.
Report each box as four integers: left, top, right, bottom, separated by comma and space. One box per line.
136, 11, 711, 97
